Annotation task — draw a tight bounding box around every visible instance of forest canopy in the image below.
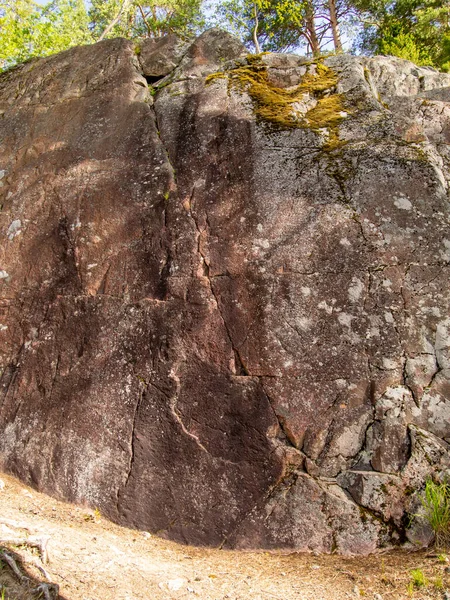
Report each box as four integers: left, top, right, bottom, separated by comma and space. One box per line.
0, 0, 449, 71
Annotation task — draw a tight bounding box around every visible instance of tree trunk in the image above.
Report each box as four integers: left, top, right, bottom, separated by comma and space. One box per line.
98, 0, 131, 41
252, 2, 261, 54
328, 0, 343, 53
305, 1, 320, 57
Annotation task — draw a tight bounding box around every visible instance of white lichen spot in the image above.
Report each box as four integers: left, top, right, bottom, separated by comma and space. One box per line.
420, 306, 441, 317
253, 238, 270, 249
335, 378, 347, 389
382, 278, 393, 290
339, 237, 351, 247
440, 239, 450, 263
318, 300, 333, 315
257, 223, 263, 232
435, 318, 450, 370
0, 324, 7, 332
0, 270, 9, 279
338, 312, 354, 328
7, 219, 21, 240
348, 276, 364, 303
393, 195, 412, 211
382, 357, 398, 370
384, 311, 395, 324
87, 263, 98, 270
301, 286, 311, 297
366, 326, 380, 339
296, 317, 312, 331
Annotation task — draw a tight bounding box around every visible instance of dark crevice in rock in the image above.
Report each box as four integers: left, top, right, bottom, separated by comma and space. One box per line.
155, 251, 172, 301
261, 381, 300, 450
148, 101, 177, 301
426, 364, 443, 391
143, 74, 166, 86
97, 265, 111, 296
0, 361, 20, 413
57, 217, 83, 292
187, 186, 250, 376
47, 352, 60, 402
116, 384, 145, 516
402, 352, 419, 407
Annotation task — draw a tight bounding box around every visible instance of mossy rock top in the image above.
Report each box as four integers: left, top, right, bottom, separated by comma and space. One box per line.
206, 54, 348, 149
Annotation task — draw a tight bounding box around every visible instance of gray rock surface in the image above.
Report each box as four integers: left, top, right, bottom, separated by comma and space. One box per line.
0, 30, 449, 554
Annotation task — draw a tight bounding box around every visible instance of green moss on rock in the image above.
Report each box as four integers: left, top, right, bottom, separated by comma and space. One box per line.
206, 55, 348, 149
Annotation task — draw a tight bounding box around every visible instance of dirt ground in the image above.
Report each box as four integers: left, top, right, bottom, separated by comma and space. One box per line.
0, 472, 449, 600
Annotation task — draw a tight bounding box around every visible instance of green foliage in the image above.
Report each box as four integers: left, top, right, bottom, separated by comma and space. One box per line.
89, 0, 204, 41
351, 0, 450, 71
0, 0, 203, 71
0, 0, 92, 70
410, 568, 427, 588
418, 479, 450, 549
379, 31, 430, 65
211, 0, 305, 52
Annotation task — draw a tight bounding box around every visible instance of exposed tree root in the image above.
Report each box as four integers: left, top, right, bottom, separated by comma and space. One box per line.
0, 536, 50, 563
0, 550, 30, 584
32, 582, 60, 600
0, 548, 59, 599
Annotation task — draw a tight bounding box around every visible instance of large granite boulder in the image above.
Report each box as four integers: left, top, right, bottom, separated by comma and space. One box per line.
0, 30, 449, 554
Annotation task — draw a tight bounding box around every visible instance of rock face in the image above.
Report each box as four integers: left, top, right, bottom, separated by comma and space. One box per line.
0, 30, 449, 554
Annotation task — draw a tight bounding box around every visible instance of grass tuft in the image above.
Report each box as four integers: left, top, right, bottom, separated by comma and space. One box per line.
410, 568, 427, 588
418, 479, 450, 550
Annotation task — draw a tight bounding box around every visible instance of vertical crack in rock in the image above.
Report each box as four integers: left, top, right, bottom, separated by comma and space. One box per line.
187, 185, 249, 376
168, 365, 209, 454
116, 382, 145, 512
57, 217, 83, 292
260, 380, 303, 450
401, 351, 419, 407
47, 353, 61, 403
149, 97, 177, 301
0, 361, 20, 414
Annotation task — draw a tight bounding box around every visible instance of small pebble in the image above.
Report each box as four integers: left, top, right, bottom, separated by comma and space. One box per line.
167, 578, 185, 591
374, 594, 383, 600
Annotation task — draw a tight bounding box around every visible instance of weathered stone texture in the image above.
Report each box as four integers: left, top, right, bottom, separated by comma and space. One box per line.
0, 31, 449, 554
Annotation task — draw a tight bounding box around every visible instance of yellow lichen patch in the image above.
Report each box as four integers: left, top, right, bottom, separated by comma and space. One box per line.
205, 71, 227, 85
303, 94, 347, 149
206, 55, 348, 150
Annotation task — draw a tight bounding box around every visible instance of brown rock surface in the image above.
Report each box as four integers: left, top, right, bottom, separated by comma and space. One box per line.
0, 30, 449, 553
